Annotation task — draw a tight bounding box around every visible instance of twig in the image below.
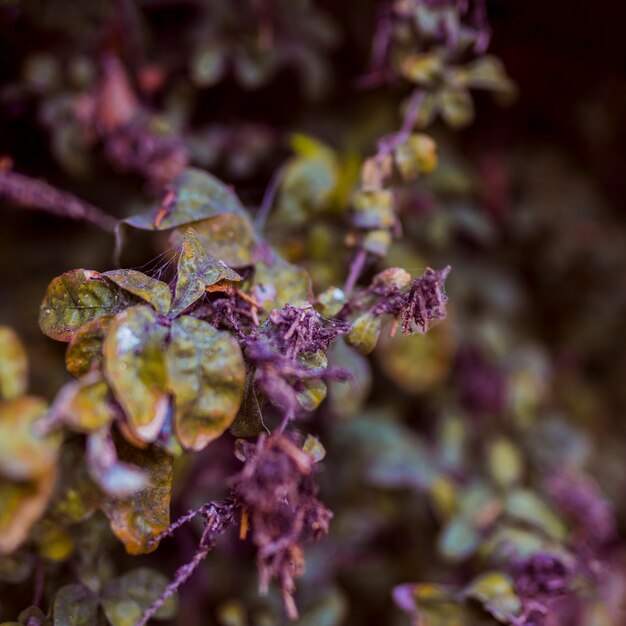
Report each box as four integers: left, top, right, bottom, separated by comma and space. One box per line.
135, 503, 235, 626
343, 248, 368, 294
255, 165, 284, 232
375, 89, 424, 160
0, 167, 117, 232
32, 558, 44, 608
343, 90, 424, 294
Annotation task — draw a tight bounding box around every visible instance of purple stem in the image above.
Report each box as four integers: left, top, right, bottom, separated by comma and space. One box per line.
375, 89, 424, 160
344, 248, 368, 294
0, 167, 117, 232
136, 505, 233, 626
255, 165, 285, 232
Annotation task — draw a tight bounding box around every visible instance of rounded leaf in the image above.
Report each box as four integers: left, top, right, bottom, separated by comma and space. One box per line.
166, 316, 245, 451
39, 269, 128, 342
103, 269, 171, 315
53, 584, 99, 625
0, 397, 60, 481
102, 439, 173, 554
346, 313, 381, 355
0, 472, 56, 554
102, 567, 177, 623
65, 314, 115, 378
170, 228, 242, 317
104, 305, 169, 443
0, 326, 28, 400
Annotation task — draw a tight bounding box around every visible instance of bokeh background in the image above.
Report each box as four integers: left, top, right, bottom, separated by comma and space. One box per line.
1, 1, 625, 624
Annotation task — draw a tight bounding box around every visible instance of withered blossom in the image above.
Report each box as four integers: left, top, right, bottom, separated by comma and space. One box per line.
230, 434, 332, 619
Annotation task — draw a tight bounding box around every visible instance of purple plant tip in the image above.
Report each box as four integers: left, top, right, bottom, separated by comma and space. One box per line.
401, 265, 451, 334
267, 304, 351, 358
512, 552, 572, 600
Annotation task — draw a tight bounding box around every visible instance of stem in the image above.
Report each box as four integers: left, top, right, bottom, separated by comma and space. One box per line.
0, 166, 117, 232
32, 559, 44, 608
255, 165, 284, 232
343, 248, 367, 294
277, 407, 295, 434
135, 504, 234, 626
375, 89, 424, 161
135, 524, 213, 626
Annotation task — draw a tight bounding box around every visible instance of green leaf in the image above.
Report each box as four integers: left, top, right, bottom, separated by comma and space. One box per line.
351, 190, 395, 229
50, 373, 114, 433
103, 269, 171, 315
276, 136, 339, 224
229, 371, 267, 437
464, 572, 522, 622
438, 517, 481, 562
303, 434, 326, 463
504, 489, 567, 541
65, 314, 115, 378
53, 584, 99, 626
0, 326, 28, 400
296, 378, 327, 411
102, 568, 177, 624
399, 52, 442, 85
18, 606, 52, 626
377, 320, 454, 393
395, 133, 438, 181
190, 42, 227, 87
487, 438, 524, 489
171, 213, 259, 268
393, 583, 497, 626
252, 255, 312, 312
337, 413, 439, 490
39, 269, 128, 342
0, 552, 33, 583
170, 228, 242, 317
0, 472, 56, 554
296, 589, 347, 626
0, 397, 60, 481
315, 287, 347, 318
86, 429, 148, 498
362, 229, 392, 257
480, 526, 549, 563
101, 439, 172, 554
327, 338, 372, 418
103, 305, 169, 443
346, 313, 381, 355
166, 316, 245, 451
122, 168, 247, 232
50, 441, 101, 524
462, 56, 516, 96
438, 87, 474, 129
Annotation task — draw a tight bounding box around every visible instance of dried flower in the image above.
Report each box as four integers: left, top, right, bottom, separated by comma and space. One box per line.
230, 434, 332, 620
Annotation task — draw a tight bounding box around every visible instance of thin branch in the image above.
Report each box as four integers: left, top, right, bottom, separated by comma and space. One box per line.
375, 89, 424, 160
135, 502, 236, 626
343, 248, 368, 294
255, 165, 285, 232
343, 90, 424, 294
0, 166, 117, 232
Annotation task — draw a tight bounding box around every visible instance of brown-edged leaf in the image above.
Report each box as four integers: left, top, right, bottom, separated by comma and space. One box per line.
103, 305, 169, 443
166, 316, 245, 451
0, 472, 56, 554
101, 439, 172, 555
52, 583, 99, 626
0, 326, 28, 401
39, 269, 129, 342
102, 567, 177, 625
103, 269, 171, 315
170, 228, 242, 317
0, 397, 60, 481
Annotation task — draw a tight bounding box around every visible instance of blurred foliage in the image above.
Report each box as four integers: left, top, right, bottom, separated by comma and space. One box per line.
1, 0, 626, 625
